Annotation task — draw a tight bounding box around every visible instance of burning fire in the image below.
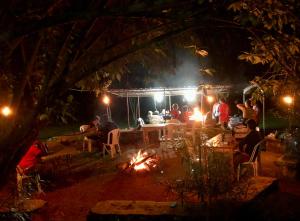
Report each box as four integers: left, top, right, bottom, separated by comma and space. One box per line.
130, 150, 158, 171
189, 107, 205, 122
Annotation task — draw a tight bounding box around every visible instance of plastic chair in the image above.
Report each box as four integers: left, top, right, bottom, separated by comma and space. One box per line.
16, 166, 43, 199
102, 129, 121, 158
237, 139, 265, 182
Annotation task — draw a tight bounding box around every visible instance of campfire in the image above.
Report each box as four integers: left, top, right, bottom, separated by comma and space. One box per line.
117, 149, 159, 173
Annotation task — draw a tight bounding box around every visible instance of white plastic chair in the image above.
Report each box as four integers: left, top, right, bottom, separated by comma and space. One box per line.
237, 139, 265, 182
102, 129, 121, 158
16, 167, 43, 198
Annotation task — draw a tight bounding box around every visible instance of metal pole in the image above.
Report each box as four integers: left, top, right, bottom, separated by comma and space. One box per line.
200, 88, 203, 113
126, 93, 130, 128
137, 96, 140, 118
169, 95, 171, 110
262, 95, 265, 134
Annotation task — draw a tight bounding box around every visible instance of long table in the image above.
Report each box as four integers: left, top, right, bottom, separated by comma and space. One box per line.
142, 123, 187, 145
205, 132, 237, 152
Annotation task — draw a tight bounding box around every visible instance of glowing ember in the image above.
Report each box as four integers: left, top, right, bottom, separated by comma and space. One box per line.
189, 107, 205, 122
130, 150, 158, 171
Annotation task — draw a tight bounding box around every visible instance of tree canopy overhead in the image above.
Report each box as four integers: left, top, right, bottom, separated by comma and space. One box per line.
1, 0, 300, 187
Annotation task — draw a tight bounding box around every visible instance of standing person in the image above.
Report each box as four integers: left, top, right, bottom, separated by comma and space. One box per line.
236, 99, 256, 125
170, 103, 180, 120
180, 105, 192, 123
233, 119, 262, 171
212, 100, 220, 124
218, 98, 230, 129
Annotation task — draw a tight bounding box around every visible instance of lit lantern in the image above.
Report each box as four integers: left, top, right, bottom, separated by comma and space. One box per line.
1, 106, 12, 117
102, 95, 110, 105
207, 96, 214, 103
283, 95, 293, 105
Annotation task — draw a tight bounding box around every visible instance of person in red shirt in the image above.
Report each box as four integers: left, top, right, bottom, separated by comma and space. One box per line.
17, 140, 48, 175
218, 98, 230, 129
180, 105, 192, 123
170, 103, 180, 120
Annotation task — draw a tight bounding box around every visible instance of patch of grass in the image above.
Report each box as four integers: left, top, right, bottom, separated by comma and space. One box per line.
39, 123, 81, 140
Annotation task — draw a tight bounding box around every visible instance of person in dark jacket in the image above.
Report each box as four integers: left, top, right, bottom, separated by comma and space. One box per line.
87, 114, 118, 143
233, 119, 262, 170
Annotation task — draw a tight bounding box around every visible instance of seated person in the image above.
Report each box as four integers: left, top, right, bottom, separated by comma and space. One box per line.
17, 140, 48, 175
80, 115, 100, 132
148, 110, 164, 124
136, 117, 145, 130
233, 119, 262, 171
87, 114, 118, 144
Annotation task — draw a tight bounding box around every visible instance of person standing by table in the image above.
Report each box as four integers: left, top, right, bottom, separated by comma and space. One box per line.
219, 98, 230, 129
212, 100, 220, 125
170, 103, 180, 120
236, 99, 256, 125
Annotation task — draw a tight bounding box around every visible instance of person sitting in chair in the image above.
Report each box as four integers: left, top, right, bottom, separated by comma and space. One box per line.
233, 119, 262, 171
17, 140, 48, 196
17, 140, 48, 175
87, 114, 118, 144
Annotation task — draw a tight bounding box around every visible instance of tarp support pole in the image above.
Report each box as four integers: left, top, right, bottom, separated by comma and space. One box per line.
137, 96, 140, 118
126, 93, 130, 128
200, 88, 204, 113
263, 95, 265, 134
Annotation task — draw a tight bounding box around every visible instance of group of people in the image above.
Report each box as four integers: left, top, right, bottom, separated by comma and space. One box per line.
212, 97, 261, 129
146, 103, 193, 124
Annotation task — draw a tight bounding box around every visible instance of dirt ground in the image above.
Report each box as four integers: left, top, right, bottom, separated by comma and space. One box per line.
30, 143, 188, 221
2, 130, 300, 221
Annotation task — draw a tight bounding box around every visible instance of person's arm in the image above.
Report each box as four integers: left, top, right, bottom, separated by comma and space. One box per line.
236, 104, 245, 111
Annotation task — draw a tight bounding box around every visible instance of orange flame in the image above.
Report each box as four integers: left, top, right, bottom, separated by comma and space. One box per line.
189, 107, 205, 122
130, 150, 157, 171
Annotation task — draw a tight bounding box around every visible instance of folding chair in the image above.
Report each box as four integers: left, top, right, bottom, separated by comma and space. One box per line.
16, 166, 43, 199
102, 129, 121, 158
237, 139, 265, 182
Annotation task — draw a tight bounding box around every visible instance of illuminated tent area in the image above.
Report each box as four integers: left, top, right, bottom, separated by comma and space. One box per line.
108, 85, 232, 128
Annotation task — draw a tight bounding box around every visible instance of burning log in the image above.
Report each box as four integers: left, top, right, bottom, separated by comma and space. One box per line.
117, 149, 159, 173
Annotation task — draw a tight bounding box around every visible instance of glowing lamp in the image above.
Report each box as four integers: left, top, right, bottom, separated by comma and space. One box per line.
283, 95, 293, 105
184, 91, 196, 102
207, 96, 214, 103
154, 93, 164, 103
189, 107, 205, 122
102, 95, 110, 105
1, 106, 12, 117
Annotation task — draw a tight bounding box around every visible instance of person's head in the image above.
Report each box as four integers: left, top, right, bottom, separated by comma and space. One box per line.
245, 99, 251, 108
220, 98, 226, 103
246, 119, 257, 130
172, 103, 178, 110
33, 140, 48, 155
100, 114, 110, 124
153, 110, 159, 115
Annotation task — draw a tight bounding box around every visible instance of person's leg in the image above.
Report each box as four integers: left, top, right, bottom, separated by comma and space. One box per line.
233, 152, 250, 171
